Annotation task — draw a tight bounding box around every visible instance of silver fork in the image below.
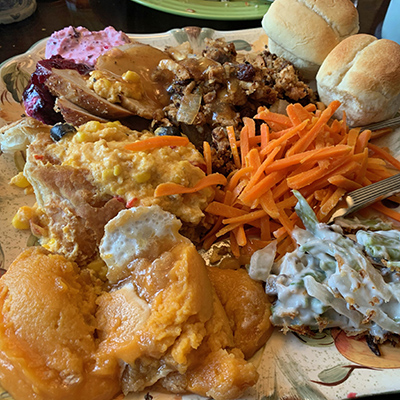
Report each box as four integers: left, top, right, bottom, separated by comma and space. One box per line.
328, 173, 400, 223
358, 115, 400, 132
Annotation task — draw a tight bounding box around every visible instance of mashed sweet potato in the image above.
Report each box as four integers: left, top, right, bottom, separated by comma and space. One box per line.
207, 267, 273, 359
0, 247, 120, 400
0, 207, 272, 400
97, 206, 262, 399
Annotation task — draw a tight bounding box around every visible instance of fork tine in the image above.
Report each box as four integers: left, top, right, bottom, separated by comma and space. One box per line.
349, 173, 400, 202
328, 173, 400, 223
358, 115, 400, 132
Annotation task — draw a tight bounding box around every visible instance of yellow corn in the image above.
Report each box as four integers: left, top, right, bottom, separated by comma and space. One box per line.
134, 171, 151, 183
83, 121, 102, 133
102, 168, 115, 180
122, 70, 140, 83
113, 165, 122, 176
106, 121, 121, 127
99, 78, 112, 90
75, 130, 89, 143
12, 206, 35, 230
43, 238, 56, 250
10, 172, 30, 188
24, 186, 34, 195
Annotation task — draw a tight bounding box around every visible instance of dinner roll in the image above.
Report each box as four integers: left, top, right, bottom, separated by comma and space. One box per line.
316, 34, 400, 127
262, 0, 359, 79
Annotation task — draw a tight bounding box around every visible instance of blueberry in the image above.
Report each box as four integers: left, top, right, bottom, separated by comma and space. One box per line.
50, 123, 77, 142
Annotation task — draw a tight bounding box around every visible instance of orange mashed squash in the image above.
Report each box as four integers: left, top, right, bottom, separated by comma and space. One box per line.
0, 207, 272, 400
0, 247, 120, 400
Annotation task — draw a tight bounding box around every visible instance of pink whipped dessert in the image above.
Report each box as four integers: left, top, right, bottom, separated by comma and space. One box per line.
45, 26, 131, 66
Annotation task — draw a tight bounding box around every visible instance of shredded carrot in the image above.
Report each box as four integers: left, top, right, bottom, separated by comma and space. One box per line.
355, 129, 371, 154
287, 100, 341, 156
260, 191, 280, 219
276, 207, 295, 243
225, 167, 252, 192
287, 156, 349, 190
318, 187, 346, 219
125, 135, 189, 151
201, 100, 400, 260
242, 146, 281, 195
305, 103, 317, 112
371, 203, 400, 223
294, 103, 313, 121
369, 143, 400, 171
205, 202, 247, 218
347, 128, 360, 148
261, 120, 308, 156
230, 231, 240, 257
243, 117, 256, 137
239, 171, 285, 205
328, 175, 363, 191
203, 141, 212, 175
234, 225, 247, 246
255, 109, 293, 128
260, 123, 270, 150
354, 148, 369, 184
286, 104, 302, 126
227, 126, 241, 169
264, 145, 351, 174
154, 173, 227, 197
246, 148, 261, 171
222, 209, 266, 226
240, 125, 250, 165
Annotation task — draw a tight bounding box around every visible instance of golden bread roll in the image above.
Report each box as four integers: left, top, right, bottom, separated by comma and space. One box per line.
262, 0, 359, 79
316, 34, 400, 126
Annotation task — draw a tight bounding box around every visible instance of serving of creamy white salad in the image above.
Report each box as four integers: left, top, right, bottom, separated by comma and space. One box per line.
249, 191, 400, 341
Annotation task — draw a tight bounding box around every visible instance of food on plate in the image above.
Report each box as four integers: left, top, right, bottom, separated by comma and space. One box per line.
0, 116, 50, 153
94, 43, 172, 119
45, 26, 131, 67
45, 68, 134, 119
7, 118, 219, 264
23, 56, 94, 125
0, 246, 121, 400
23, 42, 172, 126
0, 206, 272, 400
3, 20, 400, 400
262, 0, 359, 79
203, 100, 400, 259
249, 191, 400, 342
316, 34, 400, 127
207, 267, 273, 359
23, 32, 315, 174
98, 206, 268, 399
156, 38, 315, 174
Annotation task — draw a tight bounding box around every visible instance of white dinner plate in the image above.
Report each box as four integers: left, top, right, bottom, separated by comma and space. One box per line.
1, 27, 400, 400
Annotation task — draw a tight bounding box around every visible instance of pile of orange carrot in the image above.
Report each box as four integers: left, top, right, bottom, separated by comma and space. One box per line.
201, 100, 400, 259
